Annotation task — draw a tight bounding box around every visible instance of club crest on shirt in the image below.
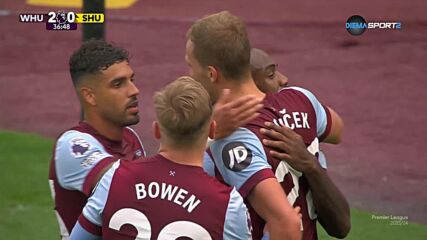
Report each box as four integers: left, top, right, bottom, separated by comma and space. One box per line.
135, 149, 142, 158
70, 137, 91, 157
222, 142, 252, 171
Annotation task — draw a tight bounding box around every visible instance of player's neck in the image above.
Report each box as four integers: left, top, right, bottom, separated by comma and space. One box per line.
84, 113, 123, 141
223, 77, 265, 101
158, 144, 205, 167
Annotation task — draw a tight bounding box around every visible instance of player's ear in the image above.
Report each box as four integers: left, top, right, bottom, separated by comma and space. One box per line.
207, 65, 218, 83
208, 120, 216, 139
80, 86, 96, 106
153, 121, 161, 139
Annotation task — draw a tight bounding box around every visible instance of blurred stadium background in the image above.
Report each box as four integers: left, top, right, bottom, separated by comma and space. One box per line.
0, 0, 426, 239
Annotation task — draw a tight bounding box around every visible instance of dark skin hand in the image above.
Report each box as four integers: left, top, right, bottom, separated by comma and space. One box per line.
260, 122, 351, 239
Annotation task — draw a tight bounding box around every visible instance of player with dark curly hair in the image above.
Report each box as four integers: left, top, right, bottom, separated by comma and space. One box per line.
48, 40, 146, 239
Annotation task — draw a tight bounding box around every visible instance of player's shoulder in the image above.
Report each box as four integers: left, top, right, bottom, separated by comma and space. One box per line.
56, 122, 100, 144
123, 126, 140, 140
202, 184, 243, 214
114, 154, 160, 178
213, 127, 262, 147
271, 86, 325, 117
54, 129, 112, 178
199, 168, 233, 192
124, 127, 146, 157
276, 86, 320, 102
210, 127, 265, 169
213, 127, 264, 151
56, 129, 103, 153
275, 86, 313, 98
55, 128, 111, 159
98, 160, 121, 186
189, 170, 236, 209
54, 129, 113, 191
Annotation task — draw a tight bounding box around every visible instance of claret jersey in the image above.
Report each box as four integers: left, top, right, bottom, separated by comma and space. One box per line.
48, 122, 145, 236
204, 87, 332, 240
74, 154, 252, 240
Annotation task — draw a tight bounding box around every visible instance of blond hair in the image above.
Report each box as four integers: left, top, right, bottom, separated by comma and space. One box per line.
153, 76, 213, 147
186, 11, 251, 81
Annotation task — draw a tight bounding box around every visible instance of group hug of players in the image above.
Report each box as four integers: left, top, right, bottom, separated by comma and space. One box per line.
49, 11, 350, 240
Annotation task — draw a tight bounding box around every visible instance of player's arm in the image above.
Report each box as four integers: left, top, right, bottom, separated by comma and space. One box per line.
55, 131, 117, 195
289, 87, 344, 145
321, 106, 343, 144
71, 161, 120, 240
261, 123, 350, 238
248, 178, 301, 240
213, 89, 263, 139
69, 222, 101, 240
306, 167, 350, 238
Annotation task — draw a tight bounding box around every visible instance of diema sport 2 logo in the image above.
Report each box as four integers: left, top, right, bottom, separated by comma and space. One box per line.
346, 15, 402, 36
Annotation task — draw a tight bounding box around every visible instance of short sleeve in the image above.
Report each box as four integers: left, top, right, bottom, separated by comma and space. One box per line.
287, 87, 331, 138
223, 188, 252, 239
202, 151, 216, 177
79, 161, 121, 235
54, 130, 114, 193
209, 127, 275, 197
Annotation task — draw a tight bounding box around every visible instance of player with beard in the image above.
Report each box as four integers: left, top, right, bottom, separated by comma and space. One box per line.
48, 40, 146, 239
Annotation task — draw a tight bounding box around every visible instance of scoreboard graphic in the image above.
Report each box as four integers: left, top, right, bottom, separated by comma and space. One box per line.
19, 11, 104, 30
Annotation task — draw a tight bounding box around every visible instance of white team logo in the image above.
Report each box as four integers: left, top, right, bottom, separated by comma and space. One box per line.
135, 149, 142, 157
222, 142, 252, 171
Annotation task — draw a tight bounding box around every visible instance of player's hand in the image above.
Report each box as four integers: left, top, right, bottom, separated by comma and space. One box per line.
260, 122, 320, 174
213, 89, 263, 139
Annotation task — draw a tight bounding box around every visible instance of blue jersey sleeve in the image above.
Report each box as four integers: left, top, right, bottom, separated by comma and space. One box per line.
82, 161, 120, 227
202, 151, 216, 177
288, 86, 329, 137
285, 87, 331, 168
55, 130, 113, 192
69, 222, 102, 240
209, 127, 274, 197
223, 187, 252, 239
318, 149, 327, 169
